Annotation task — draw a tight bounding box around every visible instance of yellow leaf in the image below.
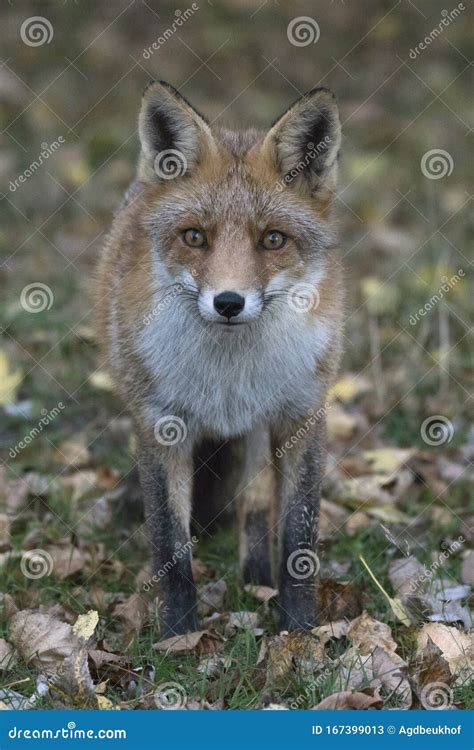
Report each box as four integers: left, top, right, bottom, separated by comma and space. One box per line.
327, 374, 370, 403
363, 448, 416, 474
97, 695, 119, 710
359, 555, 411, 627
0, 351, 23, 406
72, 610, 99, 641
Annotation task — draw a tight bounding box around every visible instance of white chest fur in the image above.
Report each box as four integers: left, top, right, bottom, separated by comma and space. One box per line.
134, 299, 330, 439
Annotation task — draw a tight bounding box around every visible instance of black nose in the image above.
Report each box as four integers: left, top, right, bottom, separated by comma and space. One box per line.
213, 291, 245, 320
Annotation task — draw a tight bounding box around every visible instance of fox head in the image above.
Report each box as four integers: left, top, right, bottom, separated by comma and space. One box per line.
136, 80, 341, 328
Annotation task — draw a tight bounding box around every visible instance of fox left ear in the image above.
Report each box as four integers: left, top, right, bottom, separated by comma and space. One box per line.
263, 87, 341, 199
138, 80, 216, 183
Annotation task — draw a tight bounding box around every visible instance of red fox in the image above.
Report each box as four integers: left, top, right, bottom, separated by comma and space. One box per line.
96, 80, 344, 636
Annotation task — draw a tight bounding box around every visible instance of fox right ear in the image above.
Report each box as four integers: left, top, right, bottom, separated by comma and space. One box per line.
138, 80, 216, 183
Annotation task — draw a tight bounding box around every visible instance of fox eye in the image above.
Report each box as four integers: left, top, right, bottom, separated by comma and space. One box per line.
182, 228, 206, 248
261, 230, 287, 250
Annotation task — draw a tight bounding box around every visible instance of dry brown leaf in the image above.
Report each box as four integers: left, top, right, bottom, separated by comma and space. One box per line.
318, 579, 361, 622
312, 691, 382, 710
225, 611, 259, 634
312, 620, 351, 646
0, 639, 16, 671
416, 623, 473, 681
243, 584, 278, 603
265, 631, 326, 685
461, 551, 474, 585
326, 403, 358, 441
0, 513, 11, 552
412, 636, 453, 692
9, 610, 79, 674
363, 448, 416, 474
324, 470, 414, 510
319, 498, 349, 540
348, 611, 399, 655
197, 579, 227, 616
113, 593, 149, 632
50, 647, 98, 707
46, 544, 89, 580
153, 629, 224, 656
56, 437, 91, 468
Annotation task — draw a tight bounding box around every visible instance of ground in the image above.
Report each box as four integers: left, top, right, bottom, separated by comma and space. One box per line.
0, 0, 472, 710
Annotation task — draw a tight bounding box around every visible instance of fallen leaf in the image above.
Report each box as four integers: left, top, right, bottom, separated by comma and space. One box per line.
198, 579, 227, 616
0, 514, 11, 552
416, 623, 473, 682
327, 373, 371, 403
363, 448, 416, 474
0, 351, 23, 406
327, 403, 358, 440
359, 556, 411, 626
50, 647, 98, 707
72, 610, 99, 641
9, 611, 79, 673
347, 611, 399, 655
461, 551, 474, 585
243, 584, 278, 603
153, 630, 224, 656
225, 611, 259, 634
265, 631, 326, 685
0, 639, 16, 671
113, 593, 150, 632
312, 691, 382, 710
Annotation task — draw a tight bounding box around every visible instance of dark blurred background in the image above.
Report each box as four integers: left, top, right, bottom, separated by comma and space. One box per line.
1, 0, 472, 462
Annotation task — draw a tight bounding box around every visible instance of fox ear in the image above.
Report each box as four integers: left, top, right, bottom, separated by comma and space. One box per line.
138, 80, 216, 183
263, 87, 341, 199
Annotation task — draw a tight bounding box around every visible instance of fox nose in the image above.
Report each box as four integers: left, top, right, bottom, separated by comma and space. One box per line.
213, 291, 245, 320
